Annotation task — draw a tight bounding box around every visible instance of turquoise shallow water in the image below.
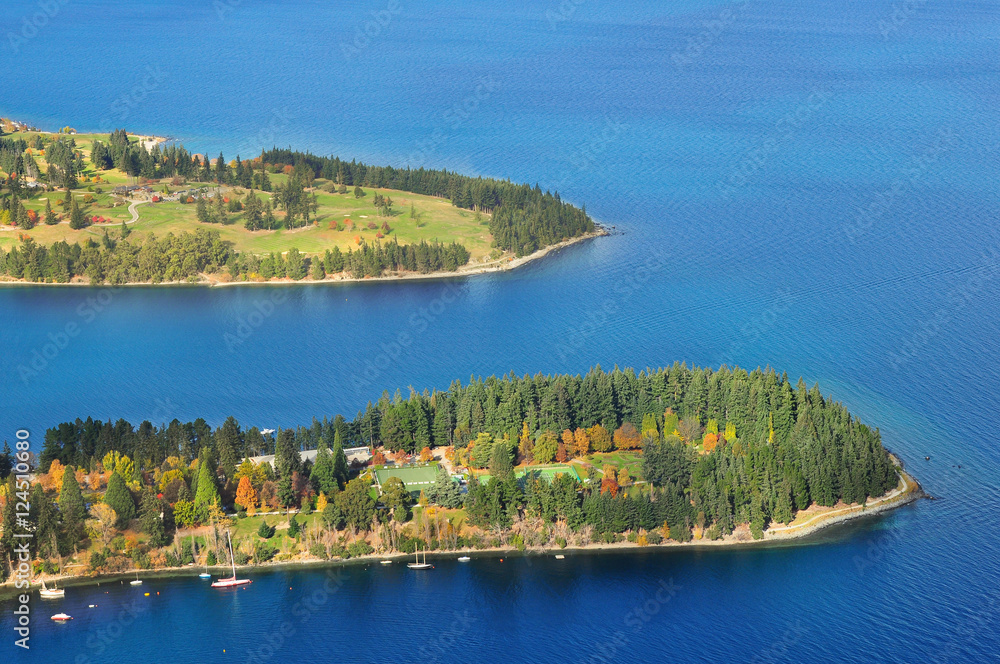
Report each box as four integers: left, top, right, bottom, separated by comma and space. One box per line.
1, 0, 999, 661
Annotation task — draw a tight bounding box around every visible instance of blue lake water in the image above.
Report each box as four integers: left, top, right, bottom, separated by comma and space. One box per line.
2, 0, 999, 661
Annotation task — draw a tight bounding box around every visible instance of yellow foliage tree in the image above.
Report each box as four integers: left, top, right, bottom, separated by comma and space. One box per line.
574, 428, 590, 457
102, 451, 135, 483
45, 460, 66, 494
419, 446, 434, 463
518, 421, 533, 463
587, 424, 612, 453
316, 492, 328, 512
234, 459, 255, 483
617, 467, 632, 487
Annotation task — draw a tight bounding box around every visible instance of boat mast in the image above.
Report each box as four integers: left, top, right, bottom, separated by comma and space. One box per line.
228, 530, 236, 578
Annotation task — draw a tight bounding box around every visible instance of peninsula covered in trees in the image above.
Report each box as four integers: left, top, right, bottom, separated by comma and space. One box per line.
0, 124, 600, 285
3, 364, 920, 584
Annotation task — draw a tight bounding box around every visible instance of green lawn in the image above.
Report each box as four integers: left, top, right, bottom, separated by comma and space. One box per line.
584, 451, 644, 480
479, 464, 581, 484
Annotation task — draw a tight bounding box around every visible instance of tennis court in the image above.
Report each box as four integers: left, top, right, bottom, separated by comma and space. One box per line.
374, 465, 439, 494
479, 464, 581, 484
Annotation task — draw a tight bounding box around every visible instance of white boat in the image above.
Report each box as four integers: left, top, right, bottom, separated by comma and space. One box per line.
555, 554, 565, 560
212, 530, 252, 588
379, 560, 393, 565
51, 613, 73, 621
39, 579, 65, 598
457, 556, 471, 562
130, 573, 142, 586
407, 548, 432, 570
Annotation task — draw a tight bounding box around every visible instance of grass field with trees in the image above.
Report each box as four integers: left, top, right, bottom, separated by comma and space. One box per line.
0, 125, 596, 283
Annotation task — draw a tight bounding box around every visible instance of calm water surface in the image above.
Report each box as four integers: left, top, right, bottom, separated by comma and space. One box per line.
1, 0, 998, 661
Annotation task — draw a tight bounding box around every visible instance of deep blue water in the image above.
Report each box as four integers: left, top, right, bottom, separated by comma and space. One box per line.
2, 0, 999, 661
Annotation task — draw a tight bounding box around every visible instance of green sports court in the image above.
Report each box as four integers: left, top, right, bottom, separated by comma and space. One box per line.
373, 465, 440, 495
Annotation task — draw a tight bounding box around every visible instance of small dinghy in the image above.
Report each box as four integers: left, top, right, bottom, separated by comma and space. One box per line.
457, 556, 471, 562
51, 613, 73, 621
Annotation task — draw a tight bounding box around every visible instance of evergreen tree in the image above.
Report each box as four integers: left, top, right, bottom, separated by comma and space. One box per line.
428, 467, 463, 508
44, 199, 57, 225
104, 471, 137, 528
68, 197, 87, 229
331, 430, 349, 485
193, 457, 220, 514
309, 435, 339, 496
29, 483, 59, 558
59, 466, 87, 545
215, 416, 242, 481
139, 490, 167, 547
274, 429, 300, 478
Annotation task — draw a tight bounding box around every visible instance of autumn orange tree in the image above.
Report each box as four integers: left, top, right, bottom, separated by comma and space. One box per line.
613, 422, 642, 450
600, 466, 620, 497
235, 476, 258, 513
419, 446, 434, 463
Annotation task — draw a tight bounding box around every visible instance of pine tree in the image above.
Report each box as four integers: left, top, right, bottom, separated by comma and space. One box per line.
310, 435, 338, 496
489, 437, 514, 480
193, 458, 220, 514
274, 429, 300, 479
29, 483, 59, 558
213, 192, 227, 224
44, 198, 57, 225
68, 197, 87, 229
104, 471, 136, 528
59, 466, 87, 545
331, 430, 349, 486
215, 416, 242, 481
428, 467, 463, 508
139, 491, 166, 546
195, 196, 209, 222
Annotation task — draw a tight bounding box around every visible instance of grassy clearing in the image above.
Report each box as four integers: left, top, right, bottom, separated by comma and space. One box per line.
584, 451, 644, 479
1, 131, 497, 258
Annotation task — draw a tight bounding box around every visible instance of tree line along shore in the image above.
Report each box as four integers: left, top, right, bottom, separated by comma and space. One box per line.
0, 126, 596, 284
0, 364, 918, 583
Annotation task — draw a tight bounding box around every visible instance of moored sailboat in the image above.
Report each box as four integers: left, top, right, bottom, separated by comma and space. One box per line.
407, 547, 432, 570
211, 530, 251, 588
39, 579, 65, 598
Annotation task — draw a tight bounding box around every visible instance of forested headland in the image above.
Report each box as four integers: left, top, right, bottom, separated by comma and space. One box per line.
0, 126, 597, 285
1, 364, 910, 581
